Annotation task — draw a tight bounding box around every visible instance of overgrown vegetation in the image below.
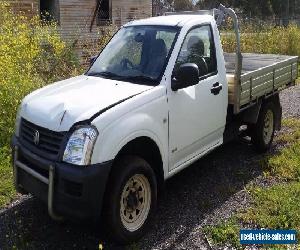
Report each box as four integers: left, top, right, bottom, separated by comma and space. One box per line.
0, 2, 80, 148
242, 183, 300, 231
203, 217, 240, 248
0, 2, 81, 207
264, 143, 300, 181
0, 147, 15, 207
221, 24, 300, 58
205, 118, 300, 248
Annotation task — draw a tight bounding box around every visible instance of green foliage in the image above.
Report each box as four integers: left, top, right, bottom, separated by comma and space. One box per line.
264, 119, 300, 181
196, 0, 300, 19
204, 217, 240, 248
242, 183, 300, 231
221, 24, 300, 57
0, 2, 81, 208
0, 147, 15, 207
0, 2, 79, 148
265, 142, 300, 181
207, 182, 300, 248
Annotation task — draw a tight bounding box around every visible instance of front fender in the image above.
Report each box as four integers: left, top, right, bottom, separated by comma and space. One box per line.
91, 93, 169, 177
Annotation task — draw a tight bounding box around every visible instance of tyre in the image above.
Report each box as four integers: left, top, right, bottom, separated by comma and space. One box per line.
103, 155, 157, 244
251, 102, 276, 152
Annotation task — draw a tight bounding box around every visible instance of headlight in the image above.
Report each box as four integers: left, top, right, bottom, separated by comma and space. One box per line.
63, 126, 98, 165
15, 105, 22, 137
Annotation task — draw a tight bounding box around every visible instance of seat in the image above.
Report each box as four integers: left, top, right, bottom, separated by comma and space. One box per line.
186, 36, 208, 75
143, 39, 167, 78
187, 35, 205, 56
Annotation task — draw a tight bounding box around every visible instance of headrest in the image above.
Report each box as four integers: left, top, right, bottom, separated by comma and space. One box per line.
152, 39, 167, 57
187, 36, 205, 55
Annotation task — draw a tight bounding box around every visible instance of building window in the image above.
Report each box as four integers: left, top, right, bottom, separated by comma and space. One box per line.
97, 0, 111, 25
40, 0, 60, 23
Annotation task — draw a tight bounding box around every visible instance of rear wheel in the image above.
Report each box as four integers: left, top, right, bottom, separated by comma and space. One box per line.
104, 155, 157, 244
251, 102, 275, 152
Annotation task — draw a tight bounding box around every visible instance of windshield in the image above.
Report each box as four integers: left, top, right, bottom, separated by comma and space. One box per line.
87, 25, 179, 85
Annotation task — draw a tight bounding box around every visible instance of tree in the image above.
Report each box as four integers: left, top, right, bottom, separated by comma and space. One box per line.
152, 0, 174, 15
174, 0, 194, 11
160, 0, 300, 20
196, 0, 233, 10
237, 0, 273, 18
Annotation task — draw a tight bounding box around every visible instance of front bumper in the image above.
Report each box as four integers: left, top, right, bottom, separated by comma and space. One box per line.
11, 135, 113, 220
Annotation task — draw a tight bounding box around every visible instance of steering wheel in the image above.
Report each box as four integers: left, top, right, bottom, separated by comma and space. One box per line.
120, 58, 134, 70
188, 54, 208, 76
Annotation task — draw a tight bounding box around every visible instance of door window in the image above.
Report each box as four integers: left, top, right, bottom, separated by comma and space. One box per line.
175, 25, 217, 77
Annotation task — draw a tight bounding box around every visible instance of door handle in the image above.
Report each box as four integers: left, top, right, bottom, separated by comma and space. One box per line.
211, 82, 223, 95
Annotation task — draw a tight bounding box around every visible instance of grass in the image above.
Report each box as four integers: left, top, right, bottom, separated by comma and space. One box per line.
263, 143, 300, 181
242, 183, 300, 231
275, 118, 300, 145
0, 147, 16, 208
206, 182, 300, 249
204, 217, 240, 248
221, 24, 300, 57
204, 118, 300, 248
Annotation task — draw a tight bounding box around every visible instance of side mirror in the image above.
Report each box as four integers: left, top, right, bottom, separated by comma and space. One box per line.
171, 63, 199, 91
90, 56, 97, 66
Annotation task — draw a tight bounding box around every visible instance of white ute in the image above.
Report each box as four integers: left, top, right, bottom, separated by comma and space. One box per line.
12, 5, 298, 243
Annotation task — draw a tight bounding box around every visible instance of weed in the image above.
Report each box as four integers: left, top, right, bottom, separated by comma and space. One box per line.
221, 24, 300, 58
241, 182, 300, 231
0, 2, 80, 208
264, 143, 300, 181
204, 217, 240, 248
0, 147, 15, 207
0, 2, 80, 148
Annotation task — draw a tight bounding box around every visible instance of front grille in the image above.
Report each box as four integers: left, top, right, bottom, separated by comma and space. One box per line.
20, 118, 66, 158
18, 150, 49, 179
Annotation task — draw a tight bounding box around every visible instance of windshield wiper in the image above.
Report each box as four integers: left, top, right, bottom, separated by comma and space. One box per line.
87, 71, 121, 78
88, 72, 157, 85
122, 75, 157, 84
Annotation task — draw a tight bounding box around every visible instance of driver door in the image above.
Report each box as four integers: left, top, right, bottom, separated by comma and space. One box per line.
168, 25, 227, 170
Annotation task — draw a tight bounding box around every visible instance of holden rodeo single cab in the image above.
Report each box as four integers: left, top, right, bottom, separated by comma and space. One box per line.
12, 5, 298, 243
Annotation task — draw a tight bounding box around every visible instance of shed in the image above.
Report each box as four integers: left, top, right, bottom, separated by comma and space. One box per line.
8, 0, 153, 40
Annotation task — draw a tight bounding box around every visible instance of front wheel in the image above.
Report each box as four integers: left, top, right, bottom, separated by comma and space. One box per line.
251, 102, 276, 153
103, 155, 157, 244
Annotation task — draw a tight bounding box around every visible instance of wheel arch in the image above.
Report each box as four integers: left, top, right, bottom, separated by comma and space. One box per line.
113, 136, 165, 189
241, 94, 282, 130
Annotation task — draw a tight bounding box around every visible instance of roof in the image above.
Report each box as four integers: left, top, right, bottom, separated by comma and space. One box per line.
124, 14, 215, 27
